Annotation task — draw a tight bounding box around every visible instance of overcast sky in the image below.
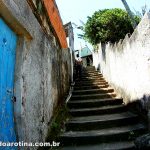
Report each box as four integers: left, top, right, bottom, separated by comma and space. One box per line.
55, 0, 150, 50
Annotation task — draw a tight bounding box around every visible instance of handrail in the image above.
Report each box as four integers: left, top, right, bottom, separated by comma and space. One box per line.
65, 82, 75, 104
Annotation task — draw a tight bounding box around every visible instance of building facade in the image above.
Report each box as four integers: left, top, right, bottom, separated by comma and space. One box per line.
0, 0, 72, 149
80, 46, 93, 67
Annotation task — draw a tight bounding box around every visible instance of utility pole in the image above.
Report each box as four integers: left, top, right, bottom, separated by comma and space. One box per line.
121, 0, 137, 29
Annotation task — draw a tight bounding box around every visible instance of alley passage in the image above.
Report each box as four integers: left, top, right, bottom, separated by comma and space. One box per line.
59, 66, 147, 149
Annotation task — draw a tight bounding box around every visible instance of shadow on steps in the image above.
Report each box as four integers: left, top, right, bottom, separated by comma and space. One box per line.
48, 67, 149, 150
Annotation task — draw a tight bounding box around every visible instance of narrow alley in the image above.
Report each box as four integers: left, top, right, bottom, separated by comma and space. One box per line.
1, 0, 150, 150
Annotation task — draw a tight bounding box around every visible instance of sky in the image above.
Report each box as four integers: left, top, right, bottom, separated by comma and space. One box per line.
55, 0, 150, 50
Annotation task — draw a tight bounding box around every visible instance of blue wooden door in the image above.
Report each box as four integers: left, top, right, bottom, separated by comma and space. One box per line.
0, 18, 17, 147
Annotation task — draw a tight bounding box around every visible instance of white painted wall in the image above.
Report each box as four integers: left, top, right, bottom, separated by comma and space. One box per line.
93, 13, 150, 106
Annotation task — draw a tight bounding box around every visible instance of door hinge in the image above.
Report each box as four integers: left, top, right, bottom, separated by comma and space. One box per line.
12, 96, 16, 102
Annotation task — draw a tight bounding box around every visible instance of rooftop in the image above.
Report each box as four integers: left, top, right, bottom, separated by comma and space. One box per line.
80, 46, 92, 58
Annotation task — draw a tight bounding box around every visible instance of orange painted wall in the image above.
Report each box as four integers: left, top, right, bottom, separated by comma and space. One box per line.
43, 0, 68, 48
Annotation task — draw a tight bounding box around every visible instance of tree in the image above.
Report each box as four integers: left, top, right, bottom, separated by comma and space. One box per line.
83, 8, 140, 45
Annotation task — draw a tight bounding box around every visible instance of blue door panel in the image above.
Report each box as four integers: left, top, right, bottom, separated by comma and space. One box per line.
0, 18, 17, 149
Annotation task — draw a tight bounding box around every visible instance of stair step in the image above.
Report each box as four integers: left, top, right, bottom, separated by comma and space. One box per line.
84, 66, 95, 70
82, 69, 99, 73
60, 123, 147, 146
83, 68, 97, 70
74, 83, 108, 88
82, 72, 103, 76
82, 70, 101, 73
81, 72, 102, 75
61, 141, 136, 150
71, 93, 116, 100
69, 104, 127, 116
73, 88, 114, 95
66, 112, 139, 131
74, 84, 109, 90
75, 81, 108, 86
81, 76, 105, 80
68, 98, 123, 108
78, 79, 106, 83
81, 75, 103, 78
82, 71, 101, 73
75, 79, 106, 83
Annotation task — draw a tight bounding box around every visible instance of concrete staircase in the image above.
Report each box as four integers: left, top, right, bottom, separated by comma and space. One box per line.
59, 67, 147, 150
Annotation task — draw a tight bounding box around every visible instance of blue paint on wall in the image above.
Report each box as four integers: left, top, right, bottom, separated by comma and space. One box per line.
0, 18, 17, 149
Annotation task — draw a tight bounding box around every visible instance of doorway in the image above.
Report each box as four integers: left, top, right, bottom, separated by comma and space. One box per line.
0, 18, 17, 144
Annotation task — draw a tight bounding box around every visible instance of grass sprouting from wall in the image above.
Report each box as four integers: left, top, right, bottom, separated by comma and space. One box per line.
38, 104, 70, 150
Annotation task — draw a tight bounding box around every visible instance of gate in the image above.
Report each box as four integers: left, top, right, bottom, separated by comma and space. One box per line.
0, 18, 17, 147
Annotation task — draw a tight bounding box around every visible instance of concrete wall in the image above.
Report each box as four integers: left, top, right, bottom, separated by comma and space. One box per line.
64, 22, 75, 82
93, 13, 150, 109
64, 22, 74, 52
0, 0, 71, 148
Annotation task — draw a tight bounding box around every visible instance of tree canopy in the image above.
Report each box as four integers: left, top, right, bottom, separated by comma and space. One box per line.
83, 8, 140, 45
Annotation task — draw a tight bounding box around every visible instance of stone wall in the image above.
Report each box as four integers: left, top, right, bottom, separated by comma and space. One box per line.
0, 0, 71, 148
93, 13, 150, 109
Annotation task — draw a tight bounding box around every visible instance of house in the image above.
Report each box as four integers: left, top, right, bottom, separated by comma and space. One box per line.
80, 46, 93, 67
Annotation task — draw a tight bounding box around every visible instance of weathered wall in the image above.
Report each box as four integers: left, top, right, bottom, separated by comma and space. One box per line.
64, 22, 74, 51
93, 13, 150, 108
27, 0, 68, 49
0, 0, 71, 148
64, 22, 74, 82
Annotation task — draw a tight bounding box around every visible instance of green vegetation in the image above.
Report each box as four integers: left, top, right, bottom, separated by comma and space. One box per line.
39, 104, 70, 150
83, 8, 140, 45
47, 104, 70, 141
